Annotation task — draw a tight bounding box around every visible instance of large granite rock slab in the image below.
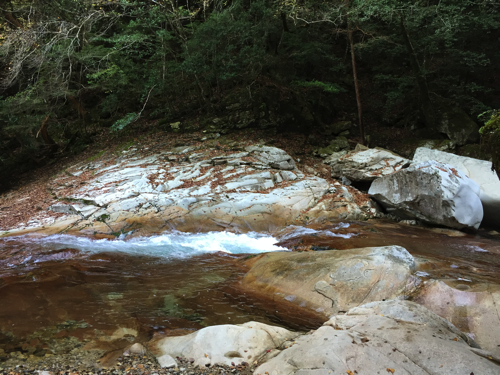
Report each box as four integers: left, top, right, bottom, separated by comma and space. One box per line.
369, 160, 483, 230
2, 144, 377, 236
413, 147, 500, 229
255, 300, 500, 375
241, 246, 416, 316
152, 321, 298, 367
328, 148, 410, 182
414, 280, 500, 357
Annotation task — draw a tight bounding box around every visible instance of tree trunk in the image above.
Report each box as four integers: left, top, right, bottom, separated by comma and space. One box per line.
346, 13, 365, 144
3, 11, 23, 29
399, 16, 435, 130
38, 115, 59, 153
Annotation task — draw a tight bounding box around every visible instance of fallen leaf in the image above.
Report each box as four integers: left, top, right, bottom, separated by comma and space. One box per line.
386, 369, 395, 374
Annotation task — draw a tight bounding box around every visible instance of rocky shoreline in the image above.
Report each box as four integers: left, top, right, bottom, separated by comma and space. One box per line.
1, 138, 500, 374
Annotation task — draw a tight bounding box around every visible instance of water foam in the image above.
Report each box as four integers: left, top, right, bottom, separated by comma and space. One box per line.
15, 231, 287, 260
279, 223, 355, 241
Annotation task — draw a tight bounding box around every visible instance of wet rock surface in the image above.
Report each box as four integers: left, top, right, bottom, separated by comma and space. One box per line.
240, 246, 416, 316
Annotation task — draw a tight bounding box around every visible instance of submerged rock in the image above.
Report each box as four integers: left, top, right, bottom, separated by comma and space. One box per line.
369, 160, 483, 230
256, 300, 500, 375
413, 147, 500, 229
241, 246, 416, 316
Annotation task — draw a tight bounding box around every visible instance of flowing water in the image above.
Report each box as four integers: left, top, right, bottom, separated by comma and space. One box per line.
1, 221, 500, 361
0, 231, 322, 359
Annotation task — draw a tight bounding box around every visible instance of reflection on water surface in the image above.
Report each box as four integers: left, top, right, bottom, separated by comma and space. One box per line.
1, 221, 500, 360
0, 231, 318, 359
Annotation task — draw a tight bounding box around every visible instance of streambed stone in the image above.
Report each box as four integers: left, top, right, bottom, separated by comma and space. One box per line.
241, 246, 416, 316
153, 321, 298, 367
256, 300, 500, 375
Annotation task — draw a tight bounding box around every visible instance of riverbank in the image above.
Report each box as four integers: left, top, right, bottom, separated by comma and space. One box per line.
2, 129, 500, 374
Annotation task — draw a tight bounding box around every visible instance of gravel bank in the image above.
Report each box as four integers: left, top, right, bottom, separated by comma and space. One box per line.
0, 353, 255, 375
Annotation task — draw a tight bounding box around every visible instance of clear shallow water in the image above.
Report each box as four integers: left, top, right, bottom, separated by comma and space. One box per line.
0, 231, 320, 359
1, 222, 500, 360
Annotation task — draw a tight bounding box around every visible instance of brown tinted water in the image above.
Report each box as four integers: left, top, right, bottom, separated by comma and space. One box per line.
277, 220, 500, 283
1, 221, 500, 361
0, 234, 323, 359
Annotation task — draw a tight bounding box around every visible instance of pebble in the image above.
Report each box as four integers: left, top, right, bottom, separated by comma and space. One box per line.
0, 350, 255, 375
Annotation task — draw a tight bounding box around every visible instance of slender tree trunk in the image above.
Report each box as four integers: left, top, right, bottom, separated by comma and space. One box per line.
345, 3, 365, 145
399, 16, 435, 130
281, 12, 289, 32
37, 115, 59, 153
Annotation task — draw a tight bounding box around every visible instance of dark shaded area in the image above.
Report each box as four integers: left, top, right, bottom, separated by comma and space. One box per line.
0, 0, 499, 189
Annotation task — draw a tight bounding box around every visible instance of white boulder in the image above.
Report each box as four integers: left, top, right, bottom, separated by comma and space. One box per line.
369, 160, 483, 229
413, 147, 500, 229
153, 321, 298, 367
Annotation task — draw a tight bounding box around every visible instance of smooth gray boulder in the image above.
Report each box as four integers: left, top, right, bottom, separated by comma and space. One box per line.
241, 246, 416, 316
329, 148, 410, 182
413, 147, 500, 229
369, 160, 483, 229
255, 300, 500, 375
153, 321, 298, 367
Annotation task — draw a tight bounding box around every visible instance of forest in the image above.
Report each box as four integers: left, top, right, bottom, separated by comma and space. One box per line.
1, 0, 499, 187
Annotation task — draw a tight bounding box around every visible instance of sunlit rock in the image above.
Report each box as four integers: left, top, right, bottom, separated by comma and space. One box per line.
256, 300, 500, 375
241, 246, 416, 316
153, 321, 298, 367
413, 147, 500, 229
369, 160, 483, 230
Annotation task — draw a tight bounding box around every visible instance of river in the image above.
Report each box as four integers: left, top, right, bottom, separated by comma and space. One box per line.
0, 220, 499, 361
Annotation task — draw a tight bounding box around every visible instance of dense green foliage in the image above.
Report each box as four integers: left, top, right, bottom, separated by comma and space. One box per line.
0, 0, 499, 182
